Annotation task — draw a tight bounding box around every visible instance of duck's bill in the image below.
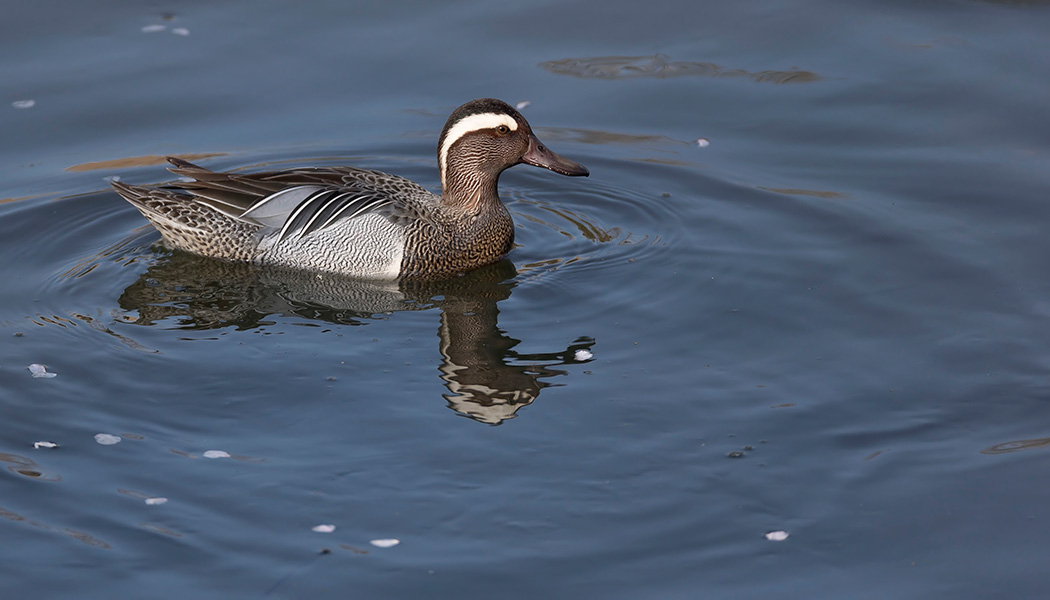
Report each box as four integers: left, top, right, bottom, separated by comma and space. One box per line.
522, 134, 589, 177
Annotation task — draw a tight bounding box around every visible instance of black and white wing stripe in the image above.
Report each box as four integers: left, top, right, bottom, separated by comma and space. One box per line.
239, 185, 395, 243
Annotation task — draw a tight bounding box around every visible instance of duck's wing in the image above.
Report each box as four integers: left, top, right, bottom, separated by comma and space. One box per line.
166, 157, 436, 243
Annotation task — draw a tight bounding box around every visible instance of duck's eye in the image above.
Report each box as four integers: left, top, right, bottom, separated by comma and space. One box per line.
496, 125, 510, 135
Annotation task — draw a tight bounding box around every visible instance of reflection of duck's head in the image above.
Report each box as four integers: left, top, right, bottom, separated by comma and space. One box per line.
438, 332, 596, 426
442, 382, 540, 426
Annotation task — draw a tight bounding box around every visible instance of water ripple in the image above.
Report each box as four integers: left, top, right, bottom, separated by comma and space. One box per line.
507, 173, 681, 285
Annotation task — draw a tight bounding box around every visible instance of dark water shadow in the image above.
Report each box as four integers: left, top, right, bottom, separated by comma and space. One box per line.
117, 252, 594, 425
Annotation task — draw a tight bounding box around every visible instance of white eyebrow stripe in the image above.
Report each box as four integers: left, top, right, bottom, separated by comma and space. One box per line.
439, 112, 519, 187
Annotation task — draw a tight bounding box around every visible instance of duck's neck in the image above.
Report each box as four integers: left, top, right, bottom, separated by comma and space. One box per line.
441, 162, 503, 215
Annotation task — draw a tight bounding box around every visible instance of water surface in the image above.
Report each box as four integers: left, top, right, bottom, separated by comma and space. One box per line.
3, 1, 1050, 598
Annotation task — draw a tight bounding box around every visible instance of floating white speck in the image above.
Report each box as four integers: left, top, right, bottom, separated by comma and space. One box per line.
764, 530, 789, 541
94, 433, 122, 445
696, 137, 710, 148
12, 100, 35, 109
28, 364, 56, 378
33, 441, 59, 449
171, 27, 190, 36
312, 524, 336, 533
515, 101, 531, 110
574, 349, 593, 361
141, 24, 166, 33
202, 450, 231, 459
370, 538, 400, 548
145, 497, 168, 505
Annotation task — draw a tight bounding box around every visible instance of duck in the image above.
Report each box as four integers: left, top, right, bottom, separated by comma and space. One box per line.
111, 98, 589, 279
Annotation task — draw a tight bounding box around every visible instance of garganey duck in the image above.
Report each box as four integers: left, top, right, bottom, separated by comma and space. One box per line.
112, 98, 589, 279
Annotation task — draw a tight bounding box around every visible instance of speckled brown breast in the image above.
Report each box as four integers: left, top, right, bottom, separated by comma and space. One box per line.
399, 205, 515, 279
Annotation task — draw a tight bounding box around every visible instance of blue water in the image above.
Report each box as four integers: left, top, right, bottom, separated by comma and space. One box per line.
3, 0, 1050, 598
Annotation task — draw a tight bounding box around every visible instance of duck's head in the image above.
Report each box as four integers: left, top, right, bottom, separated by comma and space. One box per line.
437, 98, 588, 206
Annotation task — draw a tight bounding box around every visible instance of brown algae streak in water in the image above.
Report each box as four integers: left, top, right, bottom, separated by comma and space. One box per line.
757, 186, 849, 199
65, 153, 226, 172
0, 506, 111, 549
539, 127, 687, 147
540, 54, 821, 84
0, 452, 61, 482
981, 436, 1050, 455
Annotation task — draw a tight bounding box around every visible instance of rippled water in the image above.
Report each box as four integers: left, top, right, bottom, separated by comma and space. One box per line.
4, 0, 1050, 598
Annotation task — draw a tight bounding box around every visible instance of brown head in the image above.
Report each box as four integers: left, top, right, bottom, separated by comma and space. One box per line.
437, 98, 588, 212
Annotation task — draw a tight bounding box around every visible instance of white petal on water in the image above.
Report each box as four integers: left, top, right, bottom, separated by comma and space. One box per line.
28, 364, 57, 378
764, 530, 789, 541
574, 349, 593, 361
171, 28, 190, 36
312, 524, 336, 533
370, 538, 400, 548
12, 100, 35, 109
515, 100, 531, 110
145, 497, 168, 505
203, 450, 231, 459
33, 441, 59, 449
94, 433, 122, 445
696, 137, 710, 148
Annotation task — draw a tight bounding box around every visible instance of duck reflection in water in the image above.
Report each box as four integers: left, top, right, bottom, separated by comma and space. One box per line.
117, 252, 594, 425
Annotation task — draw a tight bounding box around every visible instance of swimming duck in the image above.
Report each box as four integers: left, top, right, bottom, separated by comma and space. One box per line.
111, 98, 588, 279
